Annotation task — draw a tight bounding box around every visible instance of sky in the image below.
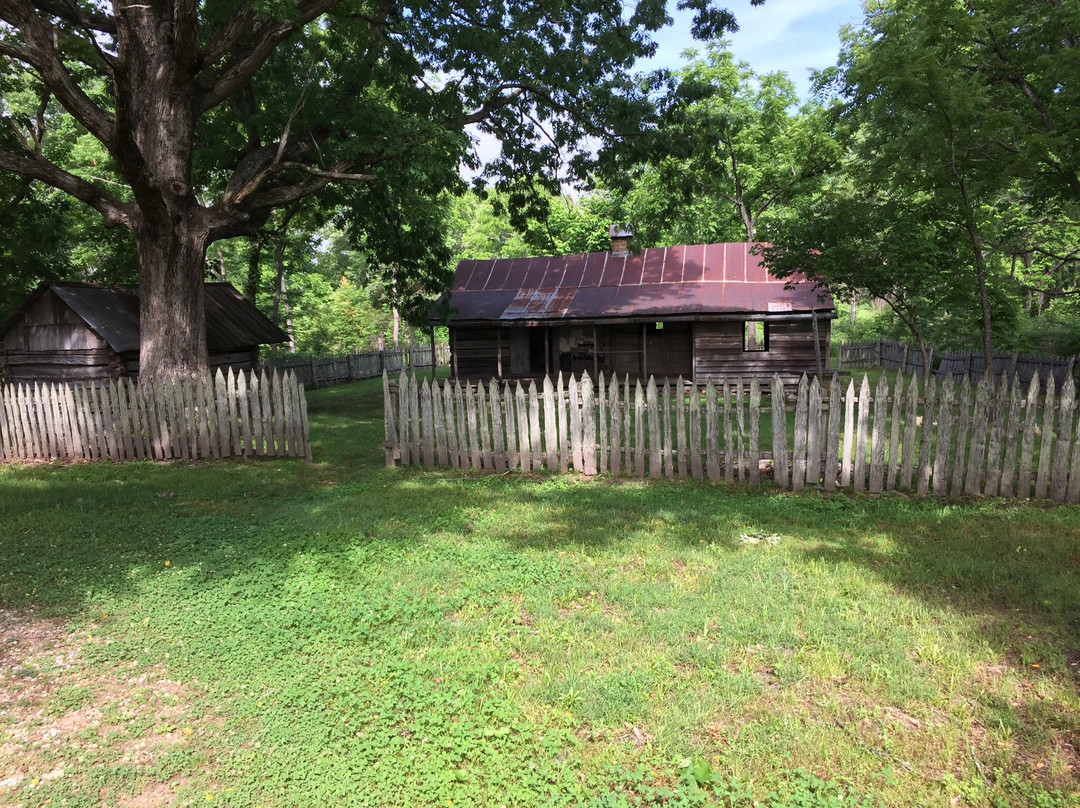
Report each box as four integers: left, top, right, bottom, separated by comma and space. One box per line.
466, 0, 866, 174
648, 0, 866, 99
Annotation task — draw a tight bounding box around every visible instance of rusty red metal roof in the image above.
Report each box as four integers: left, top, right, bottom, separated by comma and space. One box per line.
440, 243, 833, 324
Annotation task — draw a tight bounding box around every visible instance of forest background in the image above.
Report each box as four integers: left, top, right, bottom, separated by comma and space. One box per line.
2, 0, 1077, 366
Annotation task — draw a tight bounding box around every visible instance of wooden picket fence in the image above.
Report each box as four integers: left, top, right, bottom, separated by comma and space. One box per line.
264, 345, 450, 390
384, 369, 1080, 503
0, 369, 311, 463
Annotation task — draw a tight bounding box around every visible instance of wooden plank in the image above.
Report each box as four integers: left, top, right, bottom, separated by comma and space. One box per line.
771, 375, 787, 488
235, 372, 251, 457
792, 375, 808, 492
227, 368, 242, 458
54, 382, 74, 460
272, 370, 288, 458
807, 376, 822, 487
382, 369, 399, 464
568, 375, 582, 473
96, 383, 116, 461
964, 376, 991, 495
599, 374, 609, 474
735, 380, 747, 481
4, 385, 23, 460
119, 378, 137, 460
1050, 375, 1074, 502
421, 378, 435, 466
663, 380, 674, 480
749, 379, 761, 485
287, 372, 304, 457
704, 378, 721, 479
717, 380, 729, 483
1035, 374, 1056, 500
932, 377, 954, 496
853, 375, 871, 492
77, 383, 97, 460
214, 369, 229, 458
824, 374, 842, 492
430, 379, 446, 466
687, 384, 702, 480
249, 372, 263, 457
950, 376, 971, 495
442, 381, 458, 469
622, 375, 632, 477
886, 373, 904, 490
465, 381, 480, 471
408, 373, 421, 466
999, 375, 1022, 498
478, 381, 492, 470
646, 376, 660, 478
39, 384, 55, 459
51, 383, 67, 459
279, 372, 295, 457
297, 380, 312, 462
456, 380, 470, 471
396, 372, 410, 465
255, 371, 270, 456
1017, 373, 1040, 497
582, 373, 597, 476
983, 377, 1009, 497
869, 374, 889, 493
529, 380, 542, 470
674, 377, 687, 479
177, 375, 193, 460
0, 386, 14, 461
841, 378, 855, 488
489, 379, 505, 473
916, 377, 937, 496
543, 375, 558, 471
191, 374, 208, 459
737, 380, 748, 482
609, 374, 622, 476
503, 381, 518, 472
1067, 391, 1080, 504
514, 381, 529, 473
557, 372, 569, 474
633, 380, 645, 477
30, 383, 46, 459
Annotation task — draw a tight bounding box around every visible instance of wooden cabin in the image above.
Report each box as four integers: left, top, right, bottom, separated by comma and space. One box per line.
0, 282, 288, 383
435, 241, 836, 385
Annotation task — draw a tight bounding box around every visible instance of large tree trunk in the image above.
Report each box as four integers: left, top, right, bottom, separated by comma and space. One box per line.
135, 214, 210, 382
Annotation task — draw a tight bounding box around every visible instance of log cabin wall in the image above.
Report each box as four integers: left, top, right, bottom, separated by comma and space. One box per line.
451, 326, 511, 379
694, 319, 830, 383
1, 290, 123, 383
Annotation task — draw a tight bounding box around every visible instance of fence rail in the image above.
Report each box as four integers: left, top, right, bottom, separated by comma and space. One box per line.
385, 369, 1080, 503
839, 340, 1075, 388
0, 369, 311, 463
264, 345, 449, 390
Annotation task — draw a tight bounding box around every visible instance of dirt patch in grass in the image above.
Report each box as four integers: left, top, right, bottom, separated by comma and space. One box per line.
0, 608, 213, 807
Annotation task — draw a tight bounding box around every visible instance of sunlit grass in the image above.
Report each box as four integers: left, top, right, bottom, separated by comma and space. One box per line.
0, 375, 1077, 807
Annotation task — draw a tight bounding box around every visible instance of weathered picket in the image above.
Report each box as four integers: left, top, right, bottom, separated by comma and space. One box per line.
0, 369, 311, 463
385, 369, 1080, 504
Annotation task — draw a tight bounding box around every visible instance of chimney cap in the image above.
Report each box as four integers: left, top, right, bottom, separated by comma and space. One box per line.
609, 224, 634, 239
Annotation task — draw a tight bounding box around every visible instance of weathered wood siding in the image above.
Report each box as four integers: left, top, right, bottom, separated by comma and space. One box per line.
451, 326, 511, 379
694, 320, 828, 383
2, 290, 123, 383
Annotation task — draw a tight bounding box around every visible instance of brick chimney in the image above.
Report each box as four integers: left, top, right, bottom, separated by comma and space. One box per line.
609, 224, 633, 256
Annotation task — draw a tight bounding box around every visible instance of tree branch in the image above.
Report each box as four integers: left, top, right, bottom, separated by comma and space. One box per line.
0, 0, 116, 148
198, 0, 342, 112
0, 148, 131, 227
33, 0, 115, 33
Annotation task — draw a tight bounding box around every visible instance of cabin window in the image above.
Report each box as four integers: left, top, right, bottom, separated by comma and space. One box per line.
743, 321, 768, 352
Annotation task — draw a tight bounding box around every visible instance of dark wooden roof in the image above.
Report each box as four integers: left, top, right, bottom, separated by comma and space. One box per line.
0, 282, 288, 352
439, 242, 834, 325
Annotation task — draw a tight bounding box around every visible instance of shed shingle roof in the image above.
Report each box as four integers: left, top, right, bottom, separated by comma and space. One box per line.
441, 243, 833, 324
1, 282, 287, 352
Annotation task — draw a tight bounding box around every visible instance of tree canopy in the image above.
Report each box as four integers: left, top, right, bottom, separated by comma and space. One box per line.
0, 0, 752, 378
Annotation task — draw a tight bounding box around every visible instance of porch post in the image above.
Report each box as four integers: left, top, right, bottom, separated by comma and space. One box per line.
593, 325, 599, 381
497, 324, 503, 378
641, 323, 648, 381
545, 327, 550, 376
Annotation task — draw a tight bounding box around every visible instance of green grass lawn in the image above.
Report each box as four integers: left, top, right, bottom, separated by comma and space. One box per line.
1, 375, 1078, 807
